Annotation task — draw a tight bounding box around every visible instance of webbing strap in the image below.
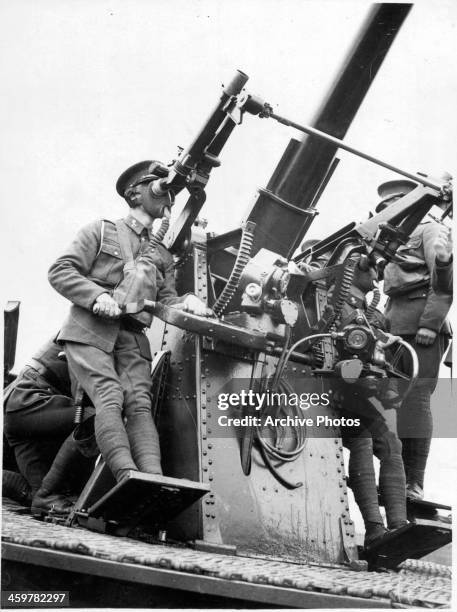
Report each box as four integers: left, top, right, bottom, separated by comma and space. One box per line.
115, 219, 135, 265
96, 220, 105, 258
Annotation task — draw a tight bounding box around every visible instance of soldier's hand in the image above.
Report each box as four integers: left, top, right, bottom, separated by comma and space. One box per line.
415, 327, 437, 346
179, 295, 214, 317
93, 293, 122, 319
434, 226, 453, 263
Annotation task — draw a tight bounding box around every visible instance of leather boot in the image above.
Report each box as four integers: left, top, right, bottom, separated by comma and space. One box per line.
364, 521, 388, 548
3, 470, 32, 506
31, 434, 81, 518
73, 416, 99, 458
406, 481, 424, 501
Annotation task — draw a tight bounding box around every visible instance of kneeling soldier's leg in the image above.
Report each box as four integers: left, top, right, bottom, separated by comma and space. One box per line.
65, 341, 137, 481
115, 329, 162, 475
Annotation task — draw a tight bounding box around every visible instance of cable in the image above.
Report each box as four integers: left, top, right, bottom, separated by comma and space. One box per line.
273, 333, 333, 385
254, 380, 305, 489
254, 334, 333, 489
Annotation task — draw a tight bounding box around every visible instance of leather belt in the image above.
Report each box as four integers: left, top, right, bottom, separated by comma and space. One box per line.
120, 318, 146, 333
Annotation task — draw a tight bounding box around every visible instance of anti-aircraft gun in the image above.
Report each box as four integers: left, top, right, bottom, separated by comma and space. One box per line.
2, 3, 453, 608
59, 2, 452, 566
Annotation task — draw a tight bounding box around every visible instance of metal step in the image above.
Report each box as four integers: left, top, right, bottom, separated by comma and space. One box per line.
75, 472, 210, 534
362, 519, 452, 570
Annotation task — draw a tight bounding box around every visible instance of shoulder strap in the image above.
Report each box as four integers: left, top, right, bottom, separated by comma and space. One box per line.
115, 219, 135, 264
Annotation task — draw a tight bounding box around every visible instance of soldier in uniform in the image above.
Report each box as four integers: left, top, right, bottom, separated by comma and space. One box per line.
379, 179, 452, 501
300, 239, 407, 546
46, 161, 209, 489
433, 225, 453, 294
336, 261, 408, 546
4, 338, 74, 499
4, 337, 96, 513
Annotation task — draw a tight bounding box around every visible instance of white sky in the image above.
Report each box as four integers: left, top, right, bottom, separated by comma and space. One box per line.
1, 0, 456, 506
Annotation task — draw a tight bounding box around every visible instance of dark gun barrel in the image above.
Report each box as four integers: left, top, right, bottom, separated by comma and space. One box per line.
245, 4, 412, 259
152, 70, 248, 196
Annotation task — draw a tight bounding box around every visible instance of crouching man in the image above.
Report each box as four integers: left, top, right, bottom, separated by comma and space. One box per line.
47, 160, 210, 486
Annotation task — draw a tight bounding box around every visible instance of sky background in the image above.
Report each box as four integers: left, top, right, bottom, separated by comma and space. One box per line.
1, 1, 456, 511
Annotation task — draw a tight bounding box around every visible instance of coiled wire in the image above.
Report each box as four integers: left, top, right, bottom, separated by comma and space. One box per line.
255, 333, 332, 488
255, 379, 307, 463
213, 222, 255, 317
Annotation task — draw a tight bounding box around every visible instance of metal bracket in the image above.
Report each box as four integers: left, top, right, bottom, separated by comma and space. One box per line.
339, 516, 361, 567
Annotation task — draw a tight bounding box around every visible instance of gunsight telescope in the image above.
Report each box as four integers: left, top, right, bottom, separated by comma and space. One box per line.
150, 69, 249, 198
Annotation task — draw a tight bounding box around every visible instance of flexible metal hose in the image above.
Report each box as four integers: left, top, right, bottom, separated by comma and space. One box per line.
366, 284, 381, 322
137, 214, 170, 266
213, 222, 256, 317
330, 257, 357, 331
147, 215, 170, 253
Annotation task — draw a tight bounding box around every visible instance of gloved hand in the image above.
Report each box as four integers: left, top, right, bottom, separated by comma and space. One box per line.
415, 327, 437, 346
93, 293, 122, 319
175, 294, 214, 317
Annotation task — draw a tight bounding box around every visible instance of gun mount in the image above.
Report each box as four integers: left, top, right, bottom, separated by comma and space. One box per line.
38, 4, 453, 566
2, 3, 453, 608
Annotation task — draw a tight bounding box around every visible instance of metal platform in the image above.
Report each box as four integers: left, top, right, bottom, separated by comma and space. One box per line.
1, 500, 452, 608
73, 471, 210, 534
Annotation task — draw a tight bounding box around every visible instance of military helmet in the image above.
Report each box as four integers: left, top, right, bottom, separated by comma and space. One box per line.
375, 179, 418, 213
116, 160, 167, 198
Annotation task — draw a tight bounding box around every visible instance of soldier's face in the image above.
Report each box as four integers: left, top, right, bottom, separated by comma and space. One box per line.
133, 183, 170, 219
